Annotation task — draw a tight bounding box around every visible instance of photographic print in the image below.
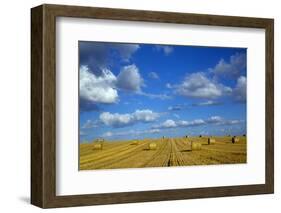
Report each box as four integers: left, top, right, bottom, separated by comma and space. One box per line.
79, 41, 247, 170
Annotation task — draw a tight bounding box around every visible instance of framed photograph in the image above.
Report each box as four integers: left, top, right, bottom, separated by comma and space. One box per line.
31, 4, 274, 208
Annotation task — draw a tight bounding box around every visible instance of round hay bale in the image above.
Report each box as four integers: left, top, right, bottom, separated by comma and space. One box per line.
191, 142, 201, 150
96, 138, 105, 143
148, 143, 157, 150
131, 140, 139, 145
208, 138, 215, 145
232, 136, 239, 143
93, 143, 103, 150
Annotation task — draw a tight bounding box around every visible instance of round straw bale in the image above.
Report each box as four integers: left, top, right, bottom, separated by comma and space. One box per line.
149, 143, 157, 150
93, 143, 103, 150
131, 140, 139, 145
208, 138, 215, 145
191, 142, 201, 150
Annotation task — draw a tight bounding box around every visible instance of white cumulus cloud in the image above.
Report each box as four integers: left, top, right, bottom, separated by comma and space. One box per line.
116, 64, 144, 91
81, 119, 98, 129
173, 72, 232, 99
206, 116, 223, 124
79, 42, 140, 75
99, 109, 159, 128
162, 119, 177, 128
152, 119, 205, 129
134, 109, 159, 122
155, 45, 174, 55
210, 53, 246, 78
192, 100, 222, 107
101, 128, 161, 138
233, 76, 246, 102
152, 116, 242, 129
148, 72, 159, 79
80, 66, 118, 104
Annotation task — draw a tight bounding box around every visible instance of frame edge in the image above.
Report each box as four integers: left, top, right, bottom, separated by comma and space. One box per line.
265, 19, 274, 194
31, 5, 44, 208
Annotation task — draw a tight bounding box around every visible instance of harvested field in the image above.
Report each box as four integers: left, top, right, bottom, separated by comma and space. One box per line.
79, 136, 247, 170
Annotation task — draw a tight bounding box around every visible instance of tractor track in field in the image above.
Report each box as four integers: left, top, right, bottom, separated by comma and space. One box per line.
167, 139, 183, 166
174, 139, 216, 165
139, 139, 169, 167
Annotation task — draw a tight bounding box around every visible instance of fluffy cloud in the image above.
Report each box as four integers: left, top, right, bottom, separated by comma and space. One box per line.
102, 128, 161, 138
210, 52, 246, 78
133, 110, 160, 122
168, 105, 186, 111
80, 131, 87, 136
155, 45, 174, 55
153, 119, 205, 129
233, 76, 246, 102
148, 72, 159, 79
102, 131, 113, 137
116, 65, 170, 99
187, 119, 206, 126
81, 119, 98, 129
80, 66, 118, 104
116, 64, 144, 91
111, 43, 140, 62
79, 42, 139, 76
148, 129, 161, 134
192, 100, 222, 107
138, 91, 171, 100
172, 72, 232, 99
223, 120, 241, 125
206, 116, 223, 124
99, 109, 159, 128
100, 112, 132, 127
152, 116, 241, 129
161, 119, 177, 128
168, 101, 222, 111
80, 64, 169, 111
206, 116, 242, 125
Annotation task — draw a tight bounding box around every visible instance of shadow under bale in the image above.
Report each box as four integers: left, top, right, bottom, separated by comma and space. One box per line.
232, 136, 239, 144
93, 143, 103, 150
181, 149, 192, 152
130, 140, 139, 145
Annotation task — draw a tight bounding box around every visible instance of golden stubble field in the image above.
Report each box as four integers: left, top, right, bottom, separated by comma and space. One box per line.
79, 136, 247, 170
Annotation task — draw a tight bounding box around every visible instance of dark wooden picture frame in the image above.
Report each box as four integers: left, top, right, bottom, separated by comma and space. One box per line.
31, 4, 274, 208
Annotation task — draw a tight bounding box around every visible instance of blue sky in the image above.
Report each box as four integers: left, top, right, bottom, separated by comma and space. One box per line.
79, 41, 246, 142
